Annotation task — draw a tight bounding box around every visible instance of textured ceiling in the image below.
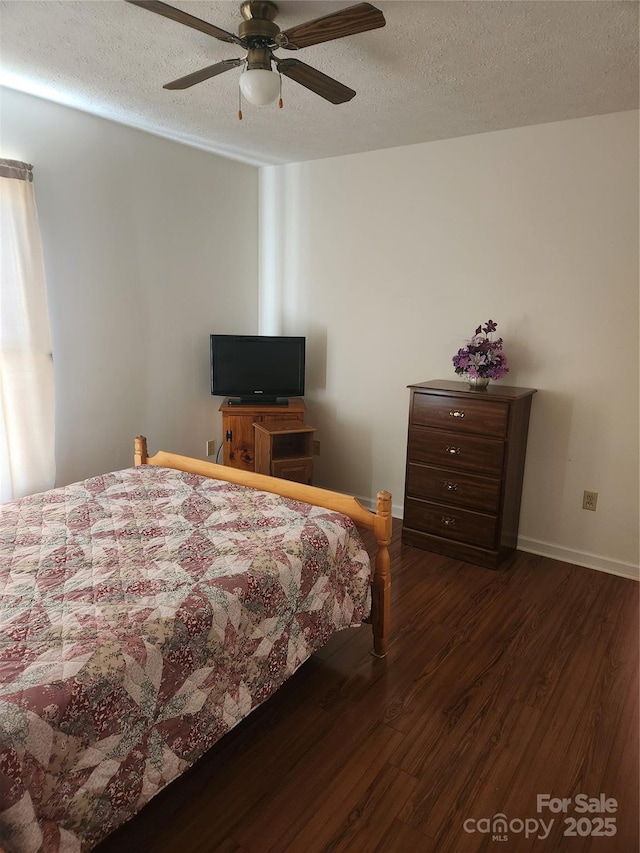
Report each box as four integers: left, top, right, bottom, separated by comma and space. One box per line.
0, 1, 638, 166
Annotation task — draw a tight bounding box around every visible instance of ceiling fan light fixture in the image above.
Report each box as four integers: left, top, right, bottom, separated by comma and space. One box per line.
239, 68, 280, 105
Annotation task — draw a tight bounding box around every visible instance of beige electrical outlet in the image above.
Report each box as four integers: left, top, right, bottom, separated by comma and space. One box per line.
206, 440, 216, 457
582, 490, 598, 511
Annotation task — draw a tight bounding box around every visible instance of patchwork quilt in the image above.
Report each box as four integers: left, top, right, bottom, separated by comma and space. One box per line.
0, 465, 371, 852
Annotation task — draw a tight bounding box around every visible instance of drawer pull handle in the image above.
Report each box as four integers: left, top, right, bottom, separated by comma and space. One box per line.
446, 445, 461, 455
444, 481, 458, 491
441, 516, 456, 526
449, 409, 465, 419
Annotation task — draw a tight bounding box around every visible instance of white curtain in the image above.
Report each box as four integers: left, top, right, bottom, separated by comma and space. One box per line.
0, 160, 55, 501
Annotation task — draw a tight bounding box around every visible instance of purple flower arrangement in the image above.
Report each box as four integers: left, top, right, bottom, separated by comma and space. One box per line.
452, 319, 509, 380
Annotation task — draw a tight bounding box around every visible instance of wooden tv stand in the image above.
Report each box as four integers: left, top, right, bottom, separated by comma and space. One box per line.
219, 398, 306, 472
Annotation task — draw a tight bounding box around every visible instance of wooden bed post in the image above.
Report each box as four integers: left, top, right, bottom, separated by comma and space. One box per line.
134, 436, 148, 466
371, 490, 392, 658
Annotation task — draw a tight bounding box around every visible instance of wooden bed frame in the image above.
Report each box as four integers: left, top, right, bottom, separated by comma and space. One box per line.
135, 436, 392, 657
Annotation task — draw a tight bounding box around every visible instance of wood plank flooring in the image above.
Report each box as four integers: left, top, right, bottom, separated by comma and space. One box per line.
96, 522, 639, 852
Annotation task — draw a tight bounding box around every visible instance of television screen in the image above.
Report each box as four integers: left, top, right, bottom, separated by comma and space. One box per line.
210, 334, 305, 404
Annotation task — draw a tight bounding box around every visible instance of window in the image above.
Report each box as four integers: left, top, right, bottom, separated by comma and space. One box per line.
0, 159, 55, 500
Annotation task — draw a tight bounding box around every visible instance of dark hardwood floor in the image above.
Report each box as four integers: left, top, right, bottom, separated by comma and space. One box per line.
96, 521, 639, 852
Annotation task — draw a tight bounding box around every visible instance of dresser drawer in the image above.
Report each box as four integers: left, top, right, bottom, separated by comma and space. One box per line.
408, 427, 504, 477
404, 497, 497, 549
406, 462, 501, 513
411, 392, 509, 438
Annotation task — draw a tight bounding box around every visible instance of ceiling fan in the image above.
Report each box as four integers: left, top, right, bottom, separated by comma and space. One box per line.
125, 0, 386, 115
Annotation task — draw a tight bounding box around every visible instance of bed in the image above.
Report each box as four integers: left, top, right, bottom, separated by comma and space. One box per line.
0, 437, 391, 852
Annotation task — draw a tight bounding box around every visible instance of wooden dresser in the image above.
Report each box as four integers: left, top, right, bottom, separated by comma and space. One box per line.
402, 380, 536, 568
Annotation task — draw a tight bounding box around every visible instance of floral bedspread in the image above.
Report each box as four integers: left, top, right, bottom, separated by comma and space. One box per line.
0, 465, 371, 852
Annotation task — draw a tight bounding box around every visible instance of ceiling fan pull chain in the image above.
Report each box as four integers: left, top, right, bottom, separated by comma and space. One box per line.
238, 81, 243, 120
278, 72, 283, 109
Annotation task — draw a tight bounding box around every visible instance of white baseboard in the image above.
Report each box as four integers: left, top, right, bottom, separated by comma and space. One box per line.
517, 537, 639, 581
358, 497, 639, 581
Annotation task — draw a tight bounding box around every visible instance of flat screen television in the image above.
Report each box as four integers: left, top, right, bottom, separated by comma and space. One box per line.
210, 334, 305, 405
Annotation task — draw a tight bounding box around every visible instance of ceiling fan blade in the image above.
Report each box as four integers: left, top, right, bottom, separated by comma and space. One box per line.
163, 59, 244, 90
280, 2, 385, 50
125, 1, 245, 46
276, 58, 355, 104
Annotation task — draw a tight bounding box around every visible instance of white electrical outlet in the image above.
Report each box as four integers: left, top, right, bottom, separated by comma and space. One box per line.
206, 440, 216, 457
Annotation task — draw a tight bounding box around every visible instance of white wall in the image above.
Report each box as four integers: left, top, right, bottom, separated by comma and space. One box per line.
260, 111, 639, 577
2, 87, 259, 485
